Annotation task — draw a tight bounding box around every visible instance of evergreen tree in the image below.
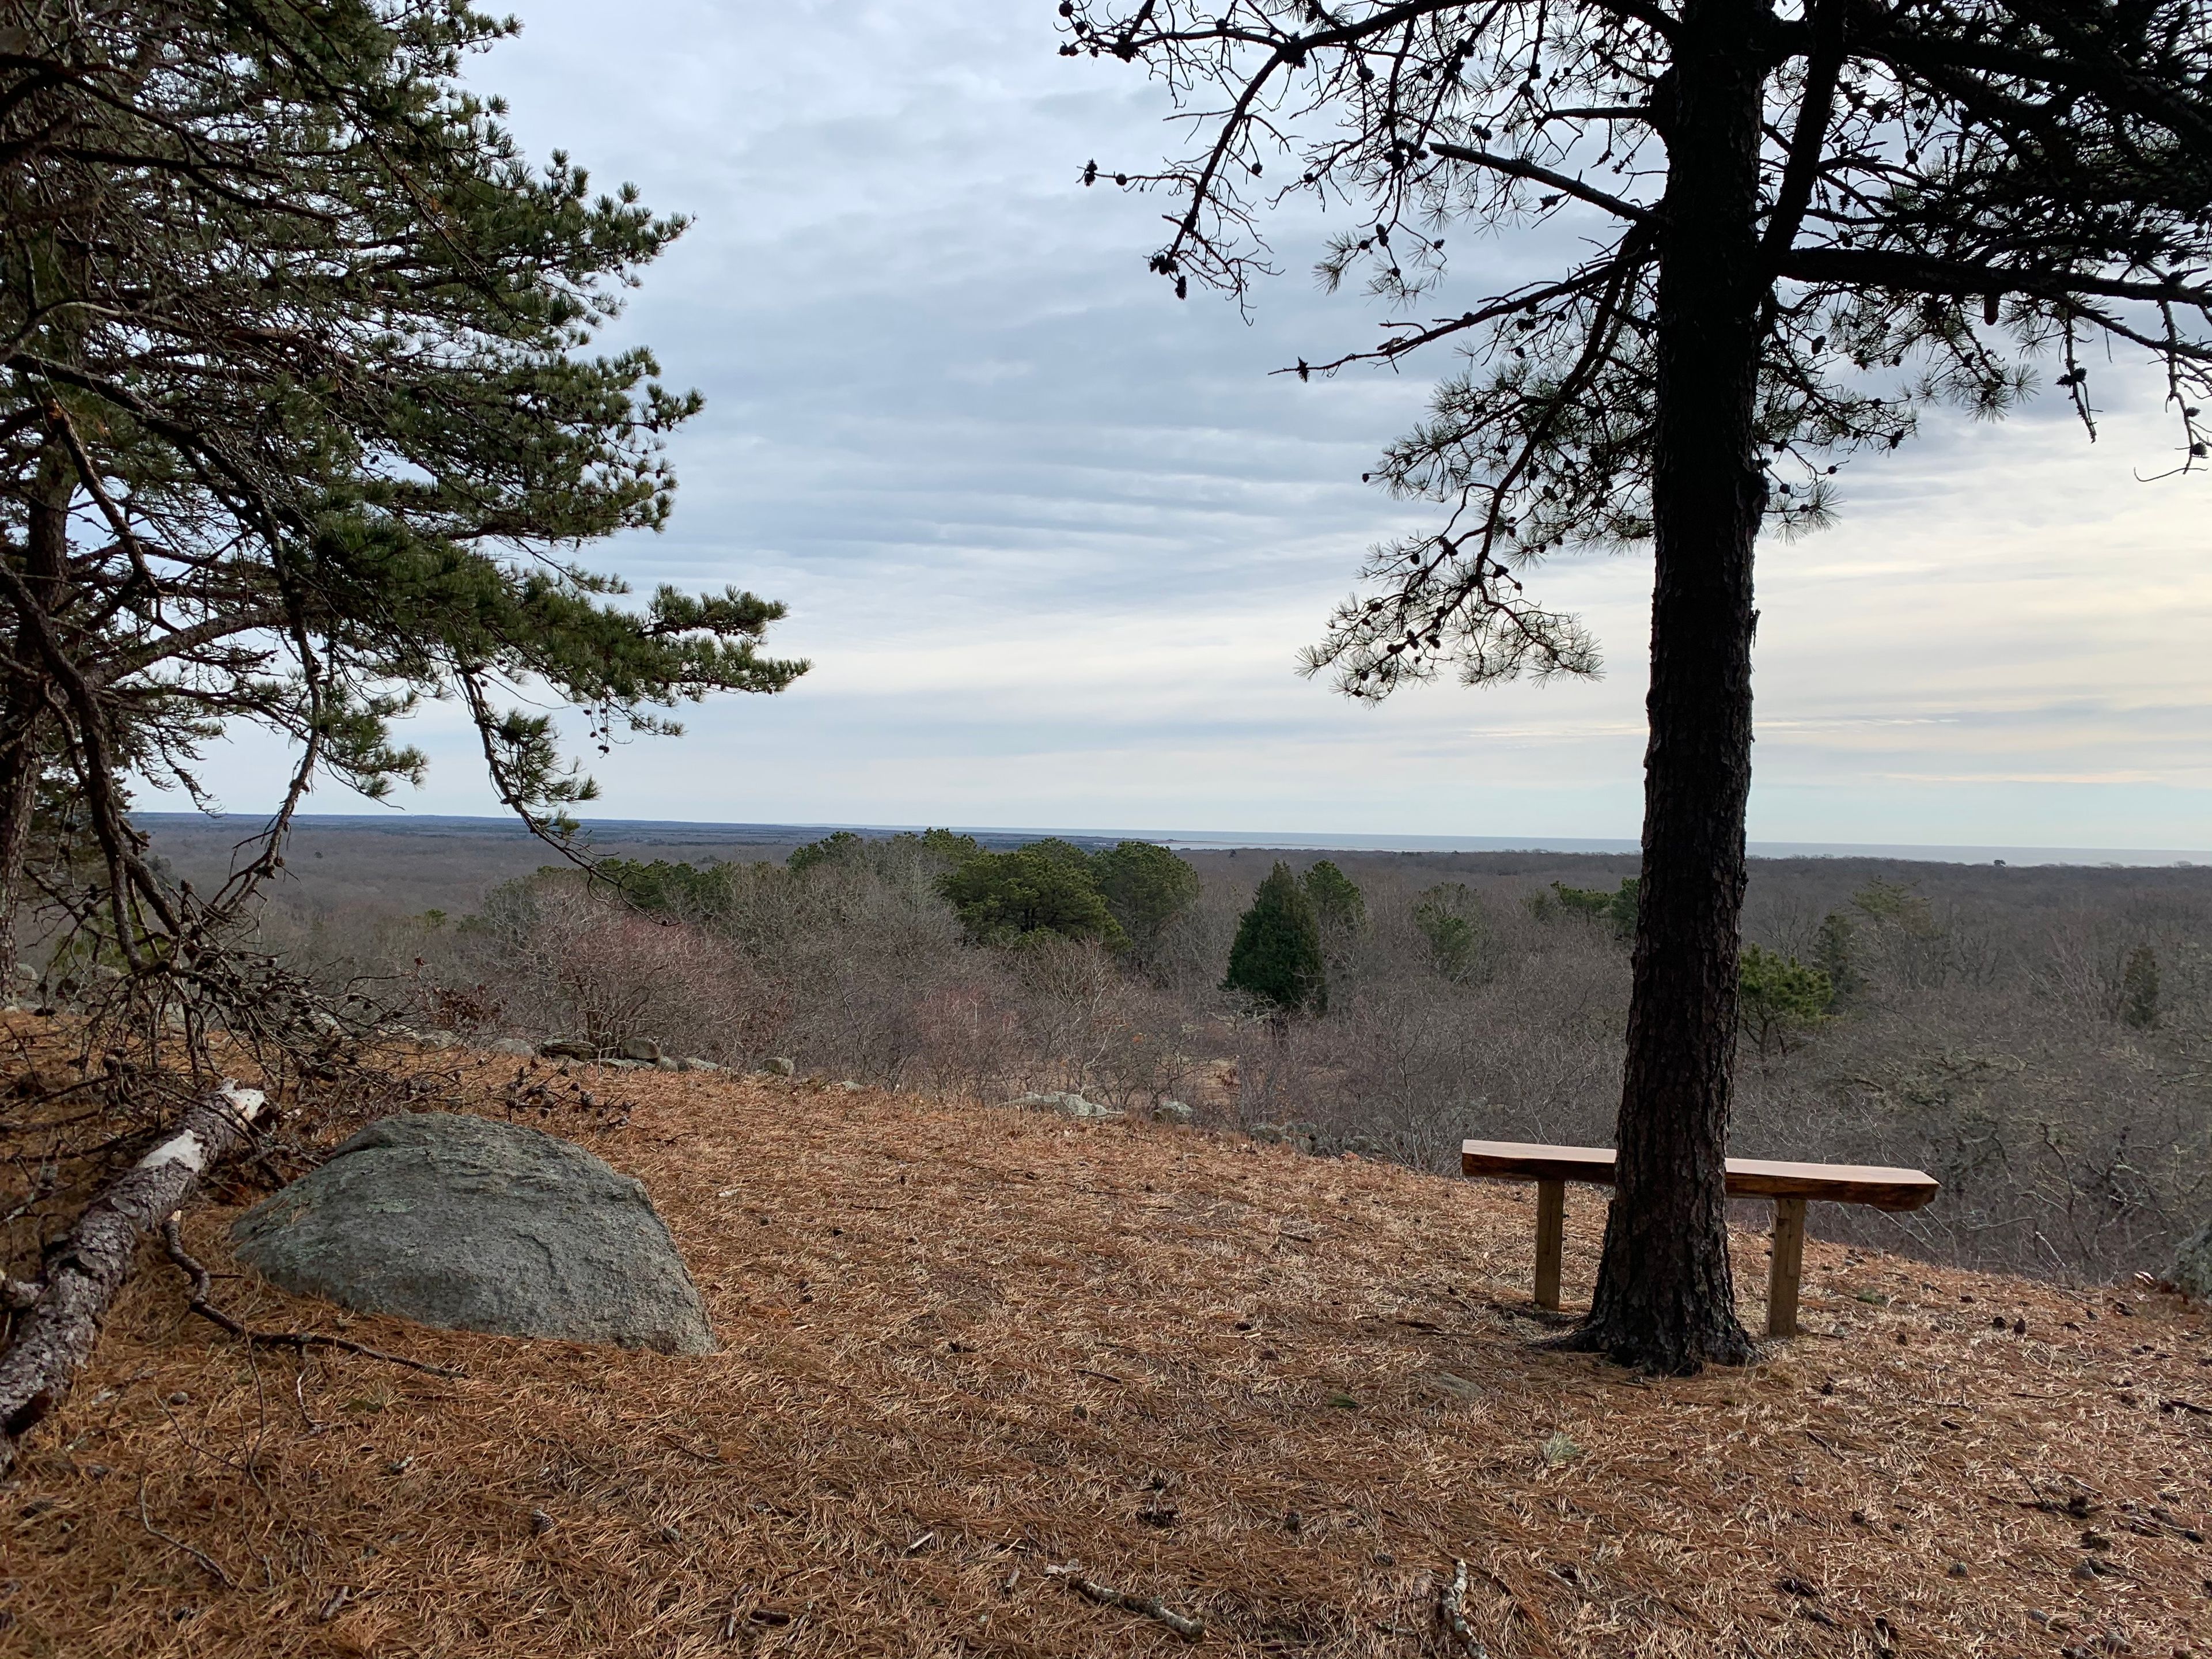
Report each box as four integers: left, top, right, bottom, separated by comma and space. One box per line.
1414, 881, 1490, 983
1091, 840, 1200, 953
0, 1, 802, 997
2121, 945, 2161, 1030
1301, 859, 1368, 932
1737, 944, 1833, 1056
937, 844, 1124, 948
1070, 0, 2211, 1371
1814, 910, 1862, 1004
1224, 861, 1326, 1014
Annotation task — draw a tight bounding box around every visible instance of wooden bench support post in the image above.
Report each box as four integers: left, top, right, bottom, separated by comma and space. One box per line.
1533, 1178, 1565, 1311
1766, 1196, 1806, 1339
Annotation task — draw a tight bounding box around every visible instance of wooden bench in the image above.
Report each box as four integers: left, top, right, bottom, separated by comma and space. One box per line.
1460, 1140, 1940, 1337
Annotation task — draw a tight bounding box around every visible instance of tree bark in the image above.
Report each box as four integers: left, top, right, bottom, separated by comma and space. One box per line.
0, 717, 40, 984
0, 437, 74, 982
1568, 0, 1768, 1372
0, 1082, 267, 1471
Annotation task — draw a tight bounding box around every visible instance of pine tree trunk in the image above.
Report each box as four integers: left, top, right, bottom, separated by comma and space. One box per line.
0, 442, 73, 983
1568, 0, 1767, 1373
0, 722, 38, 984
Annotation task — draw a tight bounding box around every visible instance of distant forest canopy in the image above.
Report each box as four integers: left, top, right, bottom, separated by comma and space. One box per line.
156, 817, 2212, 1291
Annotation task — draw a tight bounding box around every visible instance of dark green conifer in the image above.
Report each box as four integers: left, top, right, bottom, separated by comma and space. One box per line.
1224, 862, 1325, 1015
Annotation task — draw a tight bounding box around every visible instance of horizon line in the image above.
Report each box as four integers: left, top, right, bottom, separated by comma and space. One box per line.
132, 810, 2210, 869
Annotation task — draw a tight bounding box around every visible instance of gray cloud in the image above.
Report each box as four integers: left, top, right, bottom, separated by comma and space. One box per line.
154, 0, 2212, 853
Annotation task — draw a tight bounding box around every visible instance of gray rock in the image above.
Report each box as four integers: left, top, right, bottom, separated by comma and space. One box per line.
485, 1037, 539, 1059
2175, 1218, 2212, 1300
1006, 1090, 1121, 1120
619, 1036, 662, 1063
760, 1056, 796, 1077
838, 1080, 866, 1092
1248, 1123, 1284, 1144
231, 1113, 713, 1355
653, 1057, 683, 1072
679, 1058, 719, 1073
539, 1037, 599, 1061
1418, 1370, 1484, 1404
416, 1029, 459, 1051
1152, 1099, 1195, 1126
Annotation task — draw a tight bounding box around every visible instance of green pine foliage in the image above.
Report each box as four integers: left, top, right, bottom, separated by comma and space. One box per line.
1091, 840, 1200, 955
0, 0, 805, 970
2122, 945, 2162, 1029
1301, 860, 1367, 932
1815, 910, 1863, 1004
1414, 882, 1490, 983
1223, 862, 1325, 1015
1536, 877, 1640, 938
1737, 944, 1834, 1058
936, 843, 1125, 949
599, 859, 736, 916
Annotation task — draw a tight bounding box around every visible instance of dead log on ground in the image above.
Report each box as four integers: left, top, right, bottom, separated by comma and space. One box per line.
0, 1081, 266, 1472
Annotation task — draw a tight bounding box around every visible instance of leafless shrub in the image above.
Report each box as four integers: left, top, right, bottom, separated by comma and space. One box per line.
370, 846, 2212, 1284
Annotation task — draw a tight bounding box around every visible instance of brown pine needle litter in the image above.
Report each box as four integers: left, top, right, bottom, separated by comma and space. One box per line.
3, 1051, 2209, 1658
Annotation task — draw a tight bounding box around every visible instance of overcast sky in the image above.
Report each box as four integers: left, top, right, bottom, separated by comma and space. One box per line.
163, 1, 2211, 851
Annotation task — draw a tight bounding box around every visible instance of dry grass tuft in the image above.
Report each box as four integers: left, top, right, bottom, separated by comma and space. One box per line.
3, 1049, 2209, 1656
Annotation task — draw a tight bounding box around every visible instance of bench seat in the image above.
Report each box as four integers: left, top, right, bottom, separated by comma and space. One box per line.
1461, 1139, 1939, 1211
1460, 1138, 1940, 1337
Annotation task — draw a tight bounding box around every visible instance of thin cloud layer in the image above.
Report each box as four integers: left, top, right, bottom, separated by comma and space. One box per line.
151, 1, 2211, 851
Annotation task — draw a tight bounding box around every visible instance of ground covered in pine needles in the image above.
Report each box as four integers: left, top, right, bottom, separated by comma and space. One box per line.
3, 1047, 2210, 1658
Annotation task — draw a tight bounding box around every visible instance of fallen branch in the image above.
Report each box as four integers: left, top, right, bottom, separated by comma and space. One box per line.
1048, 1565, 1204, 1641
138, 1473, 236, 1588
1438, 1559, 1490, 1657
0, 1082, 267, 1472
160, 1215, 464, 1380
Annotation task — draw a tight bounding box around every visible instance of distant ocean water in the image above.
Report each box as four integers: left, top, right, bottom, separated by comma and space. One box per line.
133, 813, 2207, 869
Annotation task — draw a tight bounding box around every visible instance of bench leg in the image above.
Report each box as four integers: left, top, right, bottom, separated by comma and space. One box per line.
1766, 1196, 1806, 1338
1533, 1178, 1565, 1311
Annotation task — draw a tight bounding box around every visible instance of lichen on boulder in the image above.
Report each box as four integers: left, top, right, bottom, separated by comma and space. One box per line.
230, 1113, 713, 1354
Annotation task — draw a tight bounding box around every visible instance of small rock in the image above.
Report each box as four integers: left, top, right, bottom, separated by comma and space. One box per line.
1419, 1370, 1484, 1404
838, 1080, 865, 1092
761, 1056, 796, 1077
1946, 1560, 1968, 1578
653, 1058, 683, 1072
679, 1058, 719, 1072
618, 1036, 662, 1063
531, 1508, 555, 1535
1006, 1090, 1119, 1119
416, 1029, 459, 1051
486, 1037, 538, 1059
1153, 1099, 1195, 1125
539, 1038, 599, 1061
1249, 1123, 1284, 1145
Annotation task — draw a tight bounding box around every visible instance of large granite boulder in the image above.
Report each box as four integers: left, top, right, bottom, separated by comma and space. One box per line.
230, 1112, 713, 1354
